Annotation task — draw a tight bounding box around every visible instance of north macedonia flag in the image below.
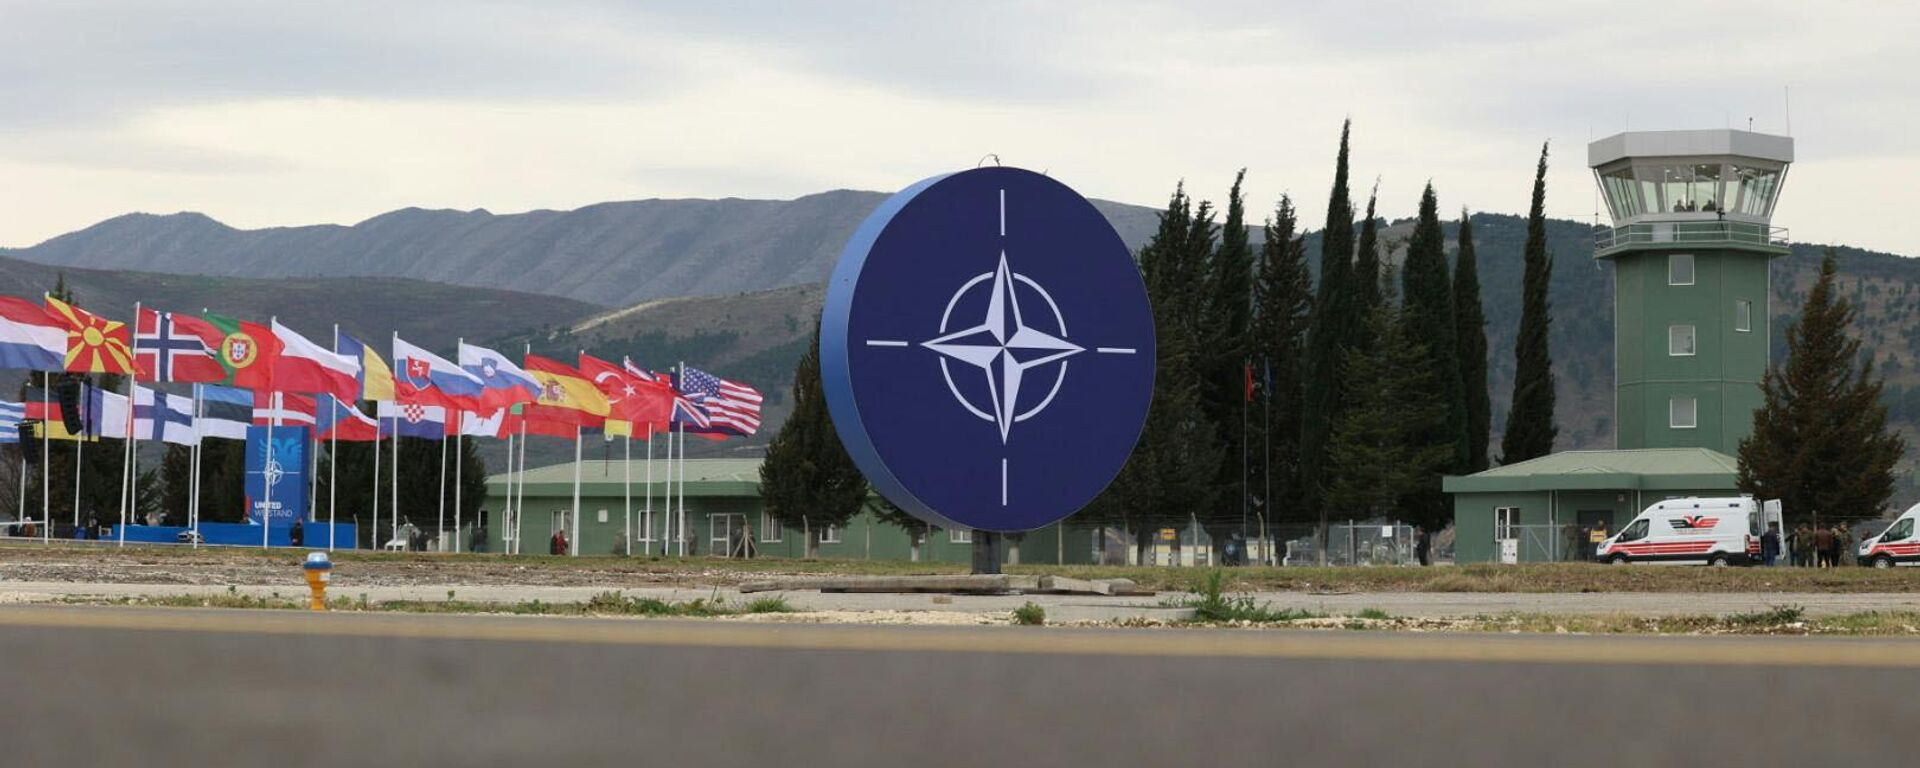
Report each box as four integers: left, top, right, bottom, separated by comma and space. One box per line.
46, 296, 140, 375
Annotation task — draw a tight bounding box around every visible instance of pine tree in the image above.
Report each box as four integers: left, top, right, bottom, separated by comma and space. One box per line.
1200, 170, 1254, 548
1398, 183, 1466, 524
758, 322, 869, 557
1327, 270, 1452, 528
1250, 195, 1313, 542
1738, 250, 1905, 524
1095, 182, 1222, 562
1299, 120, 1357, 544
1501, 143, 1557, 463
1453, 210, 1492, 472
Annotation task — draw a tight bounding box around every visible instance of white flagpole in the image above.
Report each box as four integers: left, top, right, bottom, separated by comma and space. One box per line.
120, 302, 140, 547
622, 430, 631, 557
515, 414, 528, 555
328, 325, 340, 552
437, 423, 447, 552
371, 398, 381, 550
389, 332, 399, 549
645, 421, 654, 556
308, 426, 318, 540
570, 424, 582, 556
661, 414, 673, 554
39, 381, 48, 544
454, 431, 464, 553
189, 383, 202, 548
73, 418, 83, 532
501, 427, 513, 555
677, 421, 686, 558
263, 387, 276, 551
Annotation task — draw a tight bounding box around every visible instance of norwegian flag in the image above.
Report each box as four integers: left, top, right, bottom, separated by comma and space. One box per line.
135, 308, 225, 383
675, 366, 762, 436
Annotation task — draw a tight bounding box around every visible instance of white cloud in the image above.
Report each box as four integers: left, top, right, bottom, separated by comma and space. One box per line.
0, 0, 1914, 256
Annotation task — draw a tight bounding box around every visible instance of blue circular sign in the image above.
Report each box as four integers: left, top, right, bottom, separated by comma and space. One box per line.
821, 167, 1155, 533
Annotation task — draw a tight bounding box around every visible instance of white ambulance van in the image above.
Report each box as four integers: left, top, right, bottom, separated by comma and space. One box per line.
1595, 497, 1765, 566
1857, 503, 1920, 568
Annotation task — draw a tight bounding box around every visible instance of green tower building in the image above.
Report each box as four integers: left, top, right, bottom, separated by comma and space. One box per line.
1589, 129, 1793, 455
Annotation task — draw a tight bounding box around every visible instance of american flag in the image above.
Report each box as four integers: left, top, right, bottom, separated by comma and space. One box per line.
676, 366, 762, 436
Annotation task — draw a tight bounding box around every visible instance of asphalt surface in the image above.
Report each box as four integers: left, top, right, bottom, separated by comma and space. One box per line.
1, 606, 1915, 768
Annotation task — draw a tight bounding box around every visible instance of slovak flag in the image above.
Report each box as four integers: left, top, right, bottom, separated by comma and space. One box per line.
0, 297, 67, 371
136, 308, 225, 383
393, 335, 485, 409
459, 342, 539, 408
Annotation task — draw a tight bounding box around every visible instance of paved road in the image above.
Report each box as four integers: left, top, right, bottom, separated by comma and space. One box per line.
0, 605, 1915, 767
9, 580, 1920, 619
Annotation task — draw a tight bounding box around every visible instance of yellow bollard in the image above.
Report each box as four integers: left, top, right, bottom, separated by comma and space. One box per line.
302, 552, 332, 611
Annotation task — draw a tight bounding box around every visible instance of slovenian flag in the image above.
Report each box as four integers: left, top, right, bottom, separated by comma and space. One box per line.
459, 341, 539, 408
0, 297, 68, 371
393, 335, 485, 409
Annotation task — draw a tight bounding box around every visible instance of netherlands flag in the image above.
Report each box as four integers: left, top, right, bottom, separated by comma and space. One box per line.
0, 298, 67, 371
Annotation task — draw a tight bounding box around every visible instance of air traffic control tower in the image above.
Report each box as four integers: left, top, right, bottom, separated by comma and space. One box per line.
1590, 129, 1793, 456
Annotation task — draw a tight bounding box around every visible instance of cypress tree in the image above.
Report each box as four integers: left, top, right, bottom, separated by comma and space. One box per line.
1097, 183, 1221, 562
1299, 120, 1356, 545
1328, 269, 1452, 529
1353, 183, 1382, 318
1250, 195, 1313, 542
1200, 171, 1254, 546
1501, 143, 1557, 463
1737, 250, 1904, 524
1398, 182, 1465, 524
1453, 210, 1492, 472
758, 322, 869, 557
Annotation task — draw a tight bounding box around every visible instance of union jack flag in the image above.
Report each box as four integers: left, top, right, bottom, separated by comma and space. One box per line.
629, 358, 709, 431
675, 366, 761, 436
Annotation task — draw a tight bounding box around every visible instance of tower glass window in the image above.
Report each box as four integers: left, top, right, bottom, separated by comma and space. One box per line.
1730, 165, 1782, 217
1669, 325, 1696, 356
1670, 395, 1698, 429
1669, 254, 1695, 285
1735, 299, 1753, 332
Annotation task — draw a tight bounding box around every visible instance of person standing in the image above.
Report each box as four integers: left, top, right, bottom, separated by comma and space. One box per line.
289, 518, 305, 548
1814, 524, 1835, 567
549, 528, 568, 556
1835, 522, 1854, 567
471, 518, 488, 554
1415, 526, 1432, 566
1761, 522, 1781, 567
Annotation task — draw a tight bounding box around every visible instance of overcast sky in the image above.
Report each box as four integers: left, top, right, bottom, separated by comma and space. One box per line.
3, 1, 1916, 255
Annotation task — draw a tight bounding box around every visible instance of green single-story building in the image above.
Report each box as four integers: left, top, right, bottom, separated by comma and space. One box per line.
481, 458, 1099, 564
1442, 448, 1741, 563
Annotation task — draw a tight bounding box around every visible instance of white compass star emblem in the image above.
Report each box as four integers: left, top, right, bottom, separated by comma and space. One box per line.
922, 252, 1084, 442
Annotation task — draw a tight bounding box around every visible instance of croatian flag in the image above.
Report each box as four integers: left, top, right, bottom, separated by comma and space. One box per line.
0, 297, 67, 371
133, 386, 199, 446
377, 400, 451, 440
393, 336, 485, 409
459, 342, 539, 408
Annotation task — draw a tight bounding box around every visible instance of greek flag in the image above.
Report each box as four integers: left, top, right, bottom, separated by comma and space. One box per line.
0, 400, 22, 443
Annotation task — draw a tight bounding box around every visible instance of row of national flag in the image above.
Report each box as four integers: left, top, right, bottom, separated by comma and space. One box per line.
0, 295, 763, 444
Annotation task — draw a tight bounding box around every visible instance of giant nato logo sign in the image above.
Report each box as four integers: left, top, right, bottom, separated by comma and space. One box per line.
821, 167, 1155, 533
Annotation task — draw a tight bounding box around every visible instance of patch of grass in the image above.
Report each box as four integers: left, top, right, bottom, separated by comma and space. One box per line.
1725, 604, 1806, 627
1355, 608, 1392, 620
1181, 570, 1320, 623
743, 595, 795, 614
1011, 602, 1046, 626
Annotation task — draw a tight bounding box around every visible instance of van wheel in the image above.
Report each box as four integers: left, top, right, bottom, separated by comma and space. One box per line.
1874, 555, 1895, 569
1608, 554, 1629, 565
1708, 554, 1731, 567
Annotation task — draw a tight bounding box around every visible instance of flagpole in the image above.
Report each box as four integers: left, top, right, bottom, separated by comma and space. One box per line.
190, 383, 202, 548
73, 416, 82, 532
515, 414, 527, 555
371, 400, 382, 551
677, 420, 686, 558
644, 421, 654, 556
502, 428, 513, 555
389, 331, 399, 550
308, 425, 319, 542
622, 430, 631, 557
437, 422, 447, 552
661, 415, 673, 555
263, 390, 276, 551
119, 302, 140, 547
39, 380, 48, 544
328, 325, 340, 552
570, 425, 582, 557
454, 432, 464, 554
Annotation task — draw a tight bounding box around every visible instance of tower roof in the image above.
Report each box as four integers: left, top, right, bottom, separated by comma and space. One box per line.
1589, 129, 1793, 168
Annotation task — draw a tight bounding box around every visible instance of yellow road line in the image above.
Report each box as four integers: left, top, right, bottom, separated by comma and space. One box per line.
0, 605, 1916, 668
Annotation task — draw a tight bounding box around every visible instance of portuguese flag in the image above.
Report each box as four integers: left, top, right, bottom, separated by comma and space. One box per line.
203, 312, 281, 391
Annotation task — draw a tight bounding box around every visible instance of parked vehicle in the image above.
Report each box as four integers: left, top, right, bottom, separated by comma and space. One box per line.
1857, 503, 1920, 568
1595, 497, 1767, 566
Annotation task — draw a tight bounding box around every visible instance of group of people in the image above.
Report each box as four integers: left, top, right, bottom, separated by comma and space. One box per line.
1784, 521, 1856, 567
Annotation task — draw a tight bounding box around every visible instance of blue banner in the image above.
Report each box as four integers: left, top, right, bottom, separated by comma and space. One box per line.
245, 425, 309, 526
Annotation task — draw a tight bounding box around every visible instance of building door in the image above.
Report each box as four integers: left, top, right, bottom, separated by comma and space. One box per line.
1576, 510, 1612, 561
710, 513, 744, 557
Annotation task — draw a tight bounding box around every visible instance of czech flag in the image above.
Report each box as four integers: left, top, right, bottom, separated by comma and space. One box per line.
0, 297, 67, 371
317, 395, 382, 442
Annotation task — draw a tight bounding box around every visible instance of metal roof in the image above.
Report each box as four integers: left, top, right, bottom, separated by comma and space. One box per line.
488, 458, 765, 498
1588, 129, 1794, 168
1442, 448, 1740, 493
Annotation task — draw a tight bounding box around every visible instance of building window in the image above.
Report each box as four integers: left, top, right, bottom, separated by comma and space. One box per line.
1494, 507, 1520, 540
1670, 395, 1698, 429
818, 525, 842, 544
949, 527, 973, 544
1735, 299, 1753, 333
758, 512, 783, 543
596, 509, 608, 524
1668, 325, 1696, 356
1668, 254, 1695, 286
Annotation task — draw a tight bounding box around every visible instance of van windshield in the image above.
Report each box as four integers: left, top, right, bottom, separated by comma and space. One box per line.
1616, 519, 1651, 542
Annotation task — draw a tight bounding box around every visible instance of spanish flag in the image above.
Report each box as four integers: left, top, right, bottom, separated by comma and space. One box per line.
523, 354, 610, 419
